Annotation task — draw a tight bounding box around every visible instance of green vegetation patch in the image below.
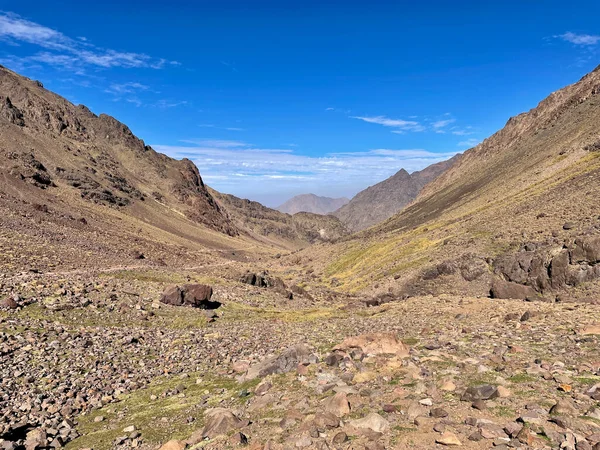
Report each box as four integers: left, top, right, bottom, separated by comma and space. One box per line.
66, 373, 260, 450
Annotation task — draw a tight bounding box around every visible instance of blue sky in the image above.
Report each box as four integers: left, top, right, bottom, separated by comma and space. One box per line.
1, 1, 600, 206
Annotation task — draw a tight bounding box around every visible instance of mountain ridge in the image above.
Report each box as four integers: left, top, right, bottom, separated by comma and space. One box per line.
332, 156, 459, 231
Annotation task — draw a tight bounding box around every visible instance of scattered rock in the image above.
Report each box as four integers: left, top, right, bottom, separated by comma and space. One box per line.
349, 413, 389, 433
200, 408, 248, 439
436, 431, 462, 446
461, 385, 499, 402
333, 333, 409, 357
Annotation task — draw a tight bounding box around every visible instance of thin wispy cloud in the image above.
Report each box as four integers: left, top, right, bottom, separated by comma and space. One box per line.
458, 138, 480, 148
105, 82, 149, 95
451, 129, 475, 136
154, 99, 188, 109
351, 115, 426, 132
555, 32, 600, 46
0, 12, 179, 73
199, 124, 245, 132
153, 139, 458, 205
432, 118, 455, 130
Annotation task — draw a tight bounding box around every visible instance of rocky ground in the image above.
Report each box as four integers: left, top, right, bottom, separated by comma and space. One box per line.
1, 263, 600, 450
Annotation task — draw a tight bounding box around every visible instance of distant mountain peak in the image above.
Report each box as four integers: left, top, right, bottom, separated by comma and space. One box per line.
277, 194, 350, 215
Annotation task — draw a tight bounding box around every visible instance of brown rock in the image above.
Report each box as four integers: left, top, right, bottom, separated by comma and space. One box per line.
323, 392, 351, 417
436, 431, 462, 446
490, 279, 538, 300
2, 295, 18, 309
333, 333, 409, 357
160, 284, 215, 308
200, 408, 248, 439
159, 441, 186, 450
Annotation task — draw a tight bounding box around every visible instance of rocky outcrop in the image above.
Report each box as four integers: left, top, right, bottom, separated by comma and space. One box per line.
0, 96, 24, 126
159, 284, 218, 308
239, 271, 292, 298
493, 234, 600, 297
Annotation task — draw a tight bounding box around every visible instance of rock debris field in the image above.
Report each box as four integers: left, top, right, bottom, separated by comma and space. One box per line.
1, 266, 600, 450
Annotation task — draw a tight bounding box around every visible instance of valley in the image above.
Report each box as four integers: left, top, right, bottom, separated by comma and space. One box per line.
1, 60, 600, 450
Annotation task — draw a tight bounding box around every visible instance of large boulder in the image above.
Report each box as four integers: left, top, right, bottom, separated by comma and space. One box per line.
490, 279, 538, 300
571, 236, 600, 264
160, 284, 217, 308
240, 271, 286, 289
243, 344, 311, 381
333, 333, 409, 357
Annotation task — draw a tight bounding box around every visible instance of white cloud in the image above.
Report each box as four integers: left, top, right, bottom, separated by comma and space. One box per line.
154, 99, 188, 109
458, 138, 481, 148
555, 32, 600, 46
351, 115, 425, 132
153, 140, 458, 206
451, 129, 474, 136
105, 82, 149, 95
199, 124, 245, 131
0, 12, 179, 72
432, 118, 455, 130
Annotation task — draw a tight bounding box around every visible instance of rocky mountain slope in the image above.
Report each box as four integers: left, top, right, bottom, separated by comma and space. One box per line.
333, 156, 459, 231
210, 189, 349, 249
277, 194, 349, 215
316, 65, 600, 301
0, 65, 335, 277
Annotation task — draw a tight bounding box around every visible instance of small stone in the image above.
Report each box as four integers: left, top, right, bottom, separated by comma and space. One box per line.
159, 440, 186, 450
295, 435, 312, 448
349, 413, 390, 433
419, 398, 433, 406
468, 432, 483, 441
436, 431, 462, 446
461, 385, 498, 402
434, 422, 446, 433
123, 425, 136, 433
323, 392, 351, 417
472, 399, 486, 410
496, 386, 511, 398
440, 381, 456, 391
431, 407, 449, 418
331, 431, 347, 445
94, 416, 105, 423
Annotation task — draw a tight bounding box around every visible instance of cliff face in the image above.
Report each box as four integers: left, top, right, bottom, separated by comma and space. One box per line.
0, 65, 236, 236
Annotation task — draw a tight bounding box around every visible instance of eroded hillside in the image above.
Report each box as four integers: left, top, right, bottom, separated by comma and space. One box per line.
313, 66, 600, 301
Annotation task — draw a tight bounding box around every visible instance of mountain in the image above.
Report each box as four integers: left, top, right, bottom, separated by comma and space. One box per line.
210, 188, 348, 249
332, 156, 459, 231
276, 193, 349, 215
320, 66, 600, 302
0, 65, 339, 276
